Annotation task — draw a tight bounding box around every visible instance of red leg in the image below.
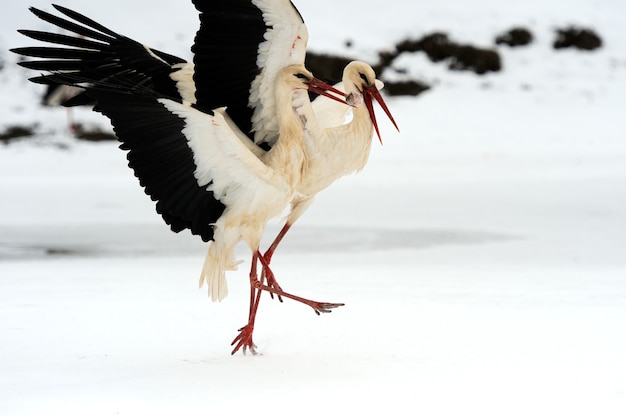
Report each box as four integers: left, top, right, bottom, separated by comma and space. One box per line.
259, 223, 292, 301
231, 247, 345, 355
264, 223, 292, 265
231, 252, 263, 355
253, 250, 345, 315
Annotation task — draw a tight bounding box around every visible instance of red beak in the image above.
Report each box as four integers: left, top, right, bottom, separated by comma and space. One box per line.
307, 78, 347, 105
363, 84, 399, 144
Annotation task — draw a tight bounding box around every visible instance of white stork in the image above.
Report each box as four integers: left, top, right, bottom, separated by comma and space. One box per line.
261, 61, 400, 281
12, 3, 349, 354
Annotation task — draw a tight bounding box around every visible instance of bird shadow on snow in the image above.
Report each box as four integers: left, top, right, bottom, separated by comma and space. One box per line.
0, 223, 516, 260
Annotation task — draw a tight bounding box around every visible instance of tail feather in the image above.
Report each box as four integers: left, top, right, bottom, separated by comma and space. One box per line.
199, 243, 242, 302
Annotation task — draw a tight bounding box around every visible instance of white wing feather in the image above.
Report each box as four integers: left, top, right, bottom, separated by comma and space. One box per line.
250, 0, 308, 145
158, 99, 290, 208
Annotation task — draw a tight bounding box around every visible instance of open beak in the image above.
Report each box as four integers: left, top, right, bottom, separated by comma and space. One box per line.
364, 84, 400, 144
306, 78, 347, 105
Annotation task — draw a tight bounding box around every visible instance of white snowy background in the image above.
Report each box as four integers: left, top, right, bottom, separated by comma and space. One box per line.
1, 0, 625, 415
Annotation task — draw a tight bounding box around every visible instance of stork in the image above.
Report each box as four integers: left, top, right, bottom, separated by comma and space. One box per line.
12, 3, 348, 355
262, 61, 400, 273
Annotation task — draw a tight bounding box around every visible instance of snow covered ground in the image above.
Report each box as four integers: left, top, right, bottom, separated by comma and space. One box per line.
1, 1, 625, 415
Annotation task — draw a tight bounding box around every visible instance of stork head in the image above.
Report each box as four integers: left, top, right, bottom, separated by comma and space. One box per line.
342, 61, 399, 144
276, 65, 313, 87
277, 65, 347, 105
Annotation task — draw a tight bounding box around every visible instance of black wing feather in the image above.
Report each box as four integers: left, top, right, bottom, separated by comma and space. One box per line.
90, 90, 225, 242
11, 6, 186, 105
191, 0, 267, 140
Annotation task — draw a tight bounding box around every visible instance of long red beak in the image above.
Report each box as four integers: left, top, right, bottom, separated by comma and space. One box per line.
364, 84, 400, 144
307, 78, 347, 105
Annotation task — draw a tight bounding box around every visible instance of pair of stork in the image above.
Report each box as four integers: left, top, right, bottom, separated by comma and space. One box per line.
13, 0, 398, 355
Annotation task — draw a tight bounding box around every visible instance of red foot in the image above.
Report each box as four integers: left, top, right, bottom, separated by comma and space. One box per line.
260, 263, 283, 302
254, 250, 345, 315
231, 324, 257, 355
252, 279, 345, 315
260, 223, 291, 302
309, 301, 345, 315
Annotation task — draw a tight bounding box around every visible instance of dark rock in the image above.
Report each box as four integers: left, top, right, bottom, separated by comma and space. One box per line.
495, 27, 534, 47
383, 80, 430, 97
393, 32, 502, 75
448, 45, 502, 74
415, 33, 457, 62
554, 27, 602, 50
375, 50, 398, 75
0, 125, 35, 144
305, 52, 354, 83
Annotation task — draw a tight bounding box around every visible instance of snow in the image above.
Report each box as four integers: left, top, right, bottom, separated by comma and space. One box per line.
1, 1, 626, 415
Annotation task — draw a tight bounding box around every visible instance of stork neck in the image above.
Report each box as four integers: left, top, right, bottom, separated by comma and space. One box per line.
262, 88, 308, 182
277, 92, 305, 148
347, 103, 375, 140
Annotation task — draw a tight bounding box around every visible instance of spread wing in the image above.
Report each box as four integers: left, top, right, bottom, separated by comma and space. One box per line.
191, 0, 309, 146
88, 90, 284, 242
12, 4, 283, 242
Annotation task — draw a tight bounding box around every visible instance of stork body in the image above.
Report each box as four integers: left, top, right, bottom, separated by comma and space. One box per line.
263, 61, 399, 269
298, 63, 381, 212
193, 67, 309, 302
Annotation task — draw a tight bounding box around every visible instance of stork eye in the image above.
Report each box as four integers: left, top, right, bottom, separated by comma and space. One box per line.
359, 73, 370, 85
294, 73, 310, 81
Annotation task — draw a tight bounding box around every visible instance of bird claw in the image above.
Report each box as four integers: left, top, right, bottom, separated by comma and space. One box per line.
312, 302, 345, 315
231, 325, 258, 355
260, 267, 283, 303
267, 280, 284, 303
